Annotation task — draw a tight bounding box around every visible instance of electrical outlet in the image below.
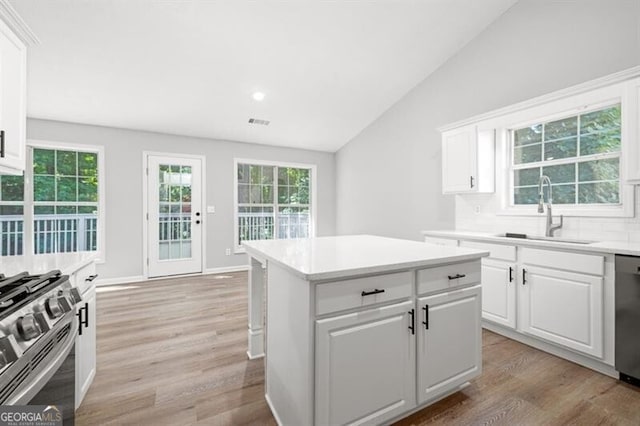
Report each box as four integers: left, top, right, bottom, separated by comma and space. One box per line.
474, 205, 481, 214
225, 248, 231, 256
207, 206, 215, 214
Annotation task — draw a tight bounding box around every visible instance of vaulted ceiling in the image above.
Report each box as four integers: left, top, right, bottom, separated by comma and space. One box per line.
11, 0, 517, 151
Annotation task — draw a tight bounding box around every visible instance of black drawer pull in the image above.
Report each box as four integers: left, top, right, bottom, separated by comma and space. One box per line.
522, 268, 527, 285
85, 274, 99, 282
422, 305, 429, 330
509, 267, 514, 283
408, 309, 415, 335
361, 288, 385, 297
447, 274, 466, 280
0, 130, 4, 158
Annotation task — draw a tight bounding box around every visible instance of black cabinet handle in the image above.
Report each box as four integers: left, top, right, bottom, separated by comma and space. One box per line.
509, 267, 514, 283
447, 274, 466, 280
522, 268, 527, 285
195, 212, 201, 216
361, 288, 385, 297
408, 309, 415, 335
77, 307, 84, 336
470, 176, 475, 188
0, 130, 4, 158
422, 305, 429, 330
85, 274, 98, 282
82, 302, 89, 328
196, 220, 201, 224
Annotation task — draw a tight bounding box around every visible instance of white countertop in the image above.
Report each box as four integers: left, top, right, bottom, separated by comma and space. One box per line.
422, 230, 640, 256
0, 252, 99, 277
243, 234, 489, 281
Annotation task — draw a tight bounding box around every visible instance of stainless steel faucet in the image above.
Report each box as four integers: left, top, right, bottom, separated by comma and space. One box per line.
537, 175, 563, 237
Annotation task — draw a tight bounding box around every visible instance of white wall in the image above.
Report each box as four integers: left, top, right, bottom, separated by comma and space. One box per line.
336, 0, 640, 240
27, 119, 336, 280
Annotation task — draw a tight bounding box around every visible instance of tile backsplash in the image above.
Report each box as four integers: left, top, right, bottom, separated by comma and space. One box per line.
455, 186, 640, 243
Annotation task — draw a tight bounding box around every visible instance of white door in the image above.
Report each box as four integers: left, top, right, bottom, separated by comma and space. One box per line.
481, 259, 517, 329
417, 285, 482, 404
147, 155, 203, 277
519, 265, 603, 358
315, 301, 416, 426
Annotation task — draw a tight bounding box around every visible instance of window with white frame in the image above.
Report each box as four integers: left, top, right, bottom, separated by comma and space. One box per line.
0, 144, 104, 257
511, 103, 622, 207
235, 161, 314, 249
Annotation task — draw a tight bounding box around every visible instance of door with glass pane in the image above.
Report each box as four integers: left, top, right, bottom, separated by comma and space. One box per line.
147, 155, 202, 277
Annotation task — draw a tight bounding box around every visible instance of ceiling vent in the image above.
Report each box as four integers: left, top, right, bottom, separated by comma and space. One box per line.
248, 118, 270, 126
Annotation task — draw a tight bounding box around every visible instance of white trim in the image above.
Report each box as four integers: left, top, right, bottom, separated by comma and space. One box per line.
439, 65, 640, 132
142, 151, 207, 279
233, 158, 318, 253
95, 265, 250, 286
490, 82, 636, 218
204, 265, 250, 274
265, 393, 284, 426
20, 139, 107, 259
0, 0, 39, 45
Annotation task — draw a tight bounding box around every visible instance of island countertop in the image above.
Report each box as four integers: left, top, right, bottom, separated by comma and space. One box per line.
243, 234, 489, 281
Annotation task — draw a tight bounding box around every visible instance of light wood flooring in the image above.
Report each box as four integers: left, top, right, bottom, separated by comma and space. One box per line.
76, 272, 640, 425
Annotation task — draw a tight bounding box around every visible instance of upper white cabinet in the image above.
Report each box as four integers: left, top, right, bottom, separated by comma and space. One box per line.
624, 77, 640, 183
0, 1, 37, 175
441, 125, 494, 194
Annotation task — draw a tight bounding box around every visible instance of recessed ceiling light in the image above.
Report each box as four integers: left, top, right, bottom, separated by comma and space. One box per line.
252, 92, 265, 102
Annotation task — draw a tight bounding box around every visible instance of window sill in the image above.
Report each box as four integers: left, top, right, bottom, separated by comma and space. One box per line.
496, 206, 634, 218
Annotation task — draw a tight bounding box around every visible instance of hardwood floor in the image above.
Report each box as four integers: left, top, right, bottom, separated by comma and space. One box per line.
76, 272, 640, 425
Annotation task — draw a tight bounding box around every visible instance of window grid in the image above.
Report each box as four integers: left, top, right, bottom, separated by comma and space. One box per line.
511, 104, 621, 207
237, 163, 311, 245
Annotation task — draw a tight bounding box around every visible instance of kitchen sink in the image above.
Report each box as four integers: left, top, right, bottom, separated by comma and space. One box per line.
495, 233, 596, 245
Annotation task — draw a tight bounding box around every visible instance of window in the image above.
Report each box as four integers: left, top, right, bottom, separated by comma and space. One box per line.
235, 160, 315, 250
0, 143, 103, 257
511, 104, 622, 207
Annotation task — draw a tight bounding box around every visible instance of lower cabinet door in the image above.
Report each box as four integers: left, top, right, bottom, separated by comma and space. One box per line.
75, 285, 97, 409
417, 285, 482, 405
315, 300, 416, 426
519, 265, 603, 358
481, 259, 516, 328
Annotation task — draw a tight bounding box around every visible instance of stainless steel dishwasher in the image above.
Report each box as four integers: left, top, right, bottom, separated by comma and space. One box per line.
615, 255, 640, 386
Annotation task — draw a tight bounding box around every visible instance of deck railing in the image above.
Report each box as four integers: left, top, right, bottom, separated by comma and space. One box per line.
238, 211, 310, 242
0, 214, 98, 256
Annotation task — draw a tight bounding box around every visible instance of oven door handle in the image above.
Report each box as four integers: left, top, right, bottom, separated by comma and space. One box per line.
6, 313, 78, 405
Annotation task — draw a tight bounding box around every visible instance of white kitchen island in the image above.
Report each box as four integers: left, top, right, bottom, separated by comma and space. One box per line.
244, 235, 488, 426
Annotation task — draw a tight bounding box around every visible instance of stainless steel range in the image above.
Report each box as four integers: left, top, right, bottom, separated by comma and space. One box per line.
0, 270, 82, 420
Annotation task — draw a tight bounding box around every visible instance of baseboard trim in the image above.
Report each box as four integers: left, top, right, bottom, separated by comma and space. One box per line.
265, 393, 283, 426
96, 265, 250, 286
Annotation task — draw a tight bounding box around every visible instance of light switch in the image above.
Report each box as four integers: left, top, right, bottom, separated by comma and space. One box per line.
207, 206, 215, 214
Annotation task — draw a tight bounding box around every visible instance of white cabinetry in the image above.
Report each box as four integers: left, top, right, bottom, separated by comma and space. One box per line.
480, 259, 516, 329
315, 301, 415, 426
417, 285, 481, 404
311, 261, 482, 425
72, 261, 97, 409
75, 285, 96, 408
441, 125, 494, 194
520, 255, 604, 358
459, 241, 517, 329
0, 12, 27, 175
624, 76, 640, 182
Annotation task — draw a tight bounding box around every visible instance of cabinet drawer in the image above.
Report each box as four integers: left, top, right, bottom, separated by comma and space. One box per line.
417, 260, 481, 296
459, 241, 516, 262
73, 261, 98, 295
315, 272, 412, 316
424, 237, 459, 247
521, 247, 604, 276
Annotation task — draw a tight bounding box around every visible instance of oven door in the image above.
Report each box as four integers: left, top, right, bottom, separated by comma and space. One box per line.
3, 313, 78, 425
